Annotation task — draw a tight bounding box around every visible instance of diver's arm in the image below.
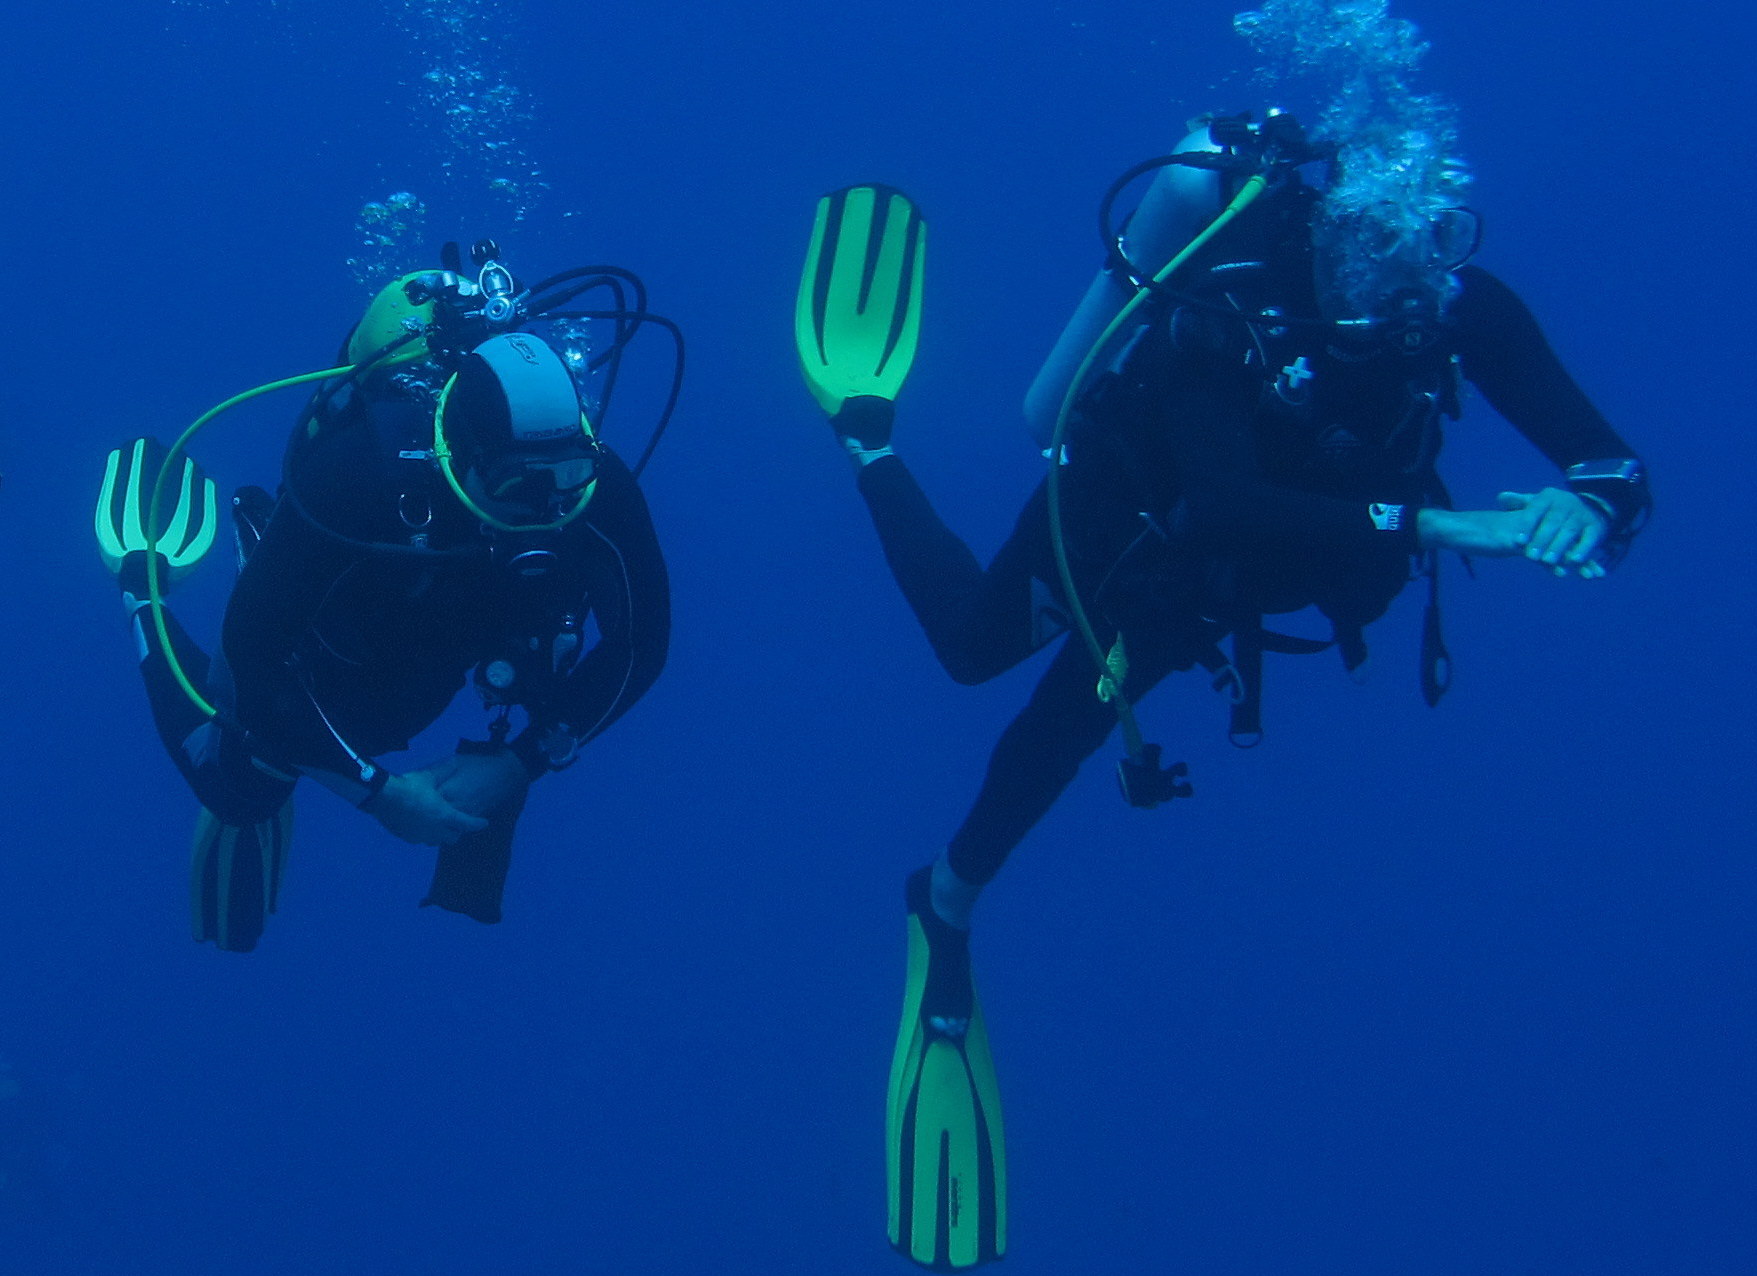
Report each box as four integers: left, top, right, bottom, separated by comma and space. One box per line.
1451, 267, 1631, 462
1416, 491, 1610, 578
1163, 274, 1633, 574
234, 581, 500, 840
511, 455, 671, 776
1451, 265, 1650, 560
1448, 266, 1650, 569
358, 763, 495, 844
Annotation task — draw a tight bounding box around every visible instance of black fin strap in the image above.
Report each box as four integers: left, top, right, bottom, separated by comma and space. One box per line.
1228, 619, 1265, 749
1420, 555, 1452, 707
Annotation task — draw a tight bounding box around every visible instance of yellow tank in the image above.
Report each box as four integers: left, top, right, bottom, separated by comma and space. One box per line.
346, 272, 435, 368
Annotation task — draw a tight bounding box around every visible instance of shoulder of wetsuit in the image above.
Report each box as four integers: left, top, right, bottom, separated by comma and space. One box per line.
1439, 264, 1559, 376
1443, 264, 1522, 330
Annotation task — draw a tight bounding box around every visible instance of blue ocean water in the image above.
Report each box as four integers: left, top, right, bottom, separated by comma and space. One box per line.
0, 1, 1751, 1272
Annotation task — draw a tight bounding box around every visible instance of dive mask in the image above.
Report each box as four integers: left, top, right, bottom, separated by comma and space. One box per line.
1314, 205, 1478, 349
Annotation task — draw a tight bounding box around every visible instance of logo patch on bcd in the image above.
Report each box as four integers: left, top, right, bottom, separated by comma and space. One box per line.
1369, 503, 1404, 532
1274, 355, 1315, 405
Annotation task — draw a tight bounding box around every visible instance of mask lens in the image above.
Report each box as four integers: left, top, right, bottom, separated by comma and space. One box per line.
1431, 207, 1480, 270
486, 450, 594, 504
546, 456, 595, 492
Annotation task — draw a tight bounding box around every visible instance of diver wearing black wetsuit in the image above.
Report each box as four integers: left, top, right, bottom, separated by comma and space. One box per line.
121, 288, 672, 949
231, 380, 669, 803
841, 184, 1647, 894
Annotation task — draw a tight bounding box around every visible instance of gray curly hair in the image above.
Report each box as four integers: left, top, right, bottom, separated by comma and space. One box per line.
1234, 0, 1473, 320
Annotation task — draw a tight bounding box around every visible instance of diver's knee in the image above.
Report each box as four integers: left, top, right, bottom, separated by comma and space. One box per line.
942, 652, 1006, 686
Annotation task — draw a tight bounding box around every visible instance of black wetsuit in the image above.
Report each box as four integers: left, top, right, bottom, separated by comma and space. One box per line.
136, 373, 669, 918
856, 203, 1643, 888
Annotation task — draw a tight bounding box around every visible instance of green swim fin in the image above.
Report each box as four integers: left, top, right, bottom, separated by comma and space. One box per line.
796, 184, 926, 415
887, 867, 1006, 1270
190, 799, 293, 953
94, 437, 219, 585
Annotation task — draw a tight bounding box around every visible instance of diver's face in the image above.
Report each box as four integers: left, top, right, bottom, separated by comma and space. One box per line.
1311, 208, 1469, 343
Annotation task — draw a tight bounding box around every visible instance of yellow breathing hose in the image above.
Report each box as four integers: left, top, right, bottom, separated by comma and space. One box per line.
147, 354, 600, 720
431, 372, 596, 535
1045, 173, 1268, 757
144, 365, 355, 719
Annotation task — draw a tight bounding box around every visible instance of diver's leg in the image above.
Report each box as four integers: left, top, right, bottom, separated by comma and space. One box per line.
117, 562, 291, 824
117, 563, 295, 952
942, 632, 1180, 903
856, 458, 1060, 685
885, 631, 1177, 1267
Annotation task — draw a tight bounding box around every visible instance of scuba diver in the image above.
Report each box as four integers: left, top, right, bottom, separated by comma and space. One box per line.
95, 242, 680, 953
794, 113, 1650, 1270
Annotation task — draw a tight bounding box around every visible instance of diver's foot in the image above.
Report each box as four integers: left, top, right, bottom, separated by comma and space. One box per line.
889, 863, 1006, 1269
930, 852, 979, 930
905, 866, 975, 1030
833, 395, 896, 465
114, 550, 168, 609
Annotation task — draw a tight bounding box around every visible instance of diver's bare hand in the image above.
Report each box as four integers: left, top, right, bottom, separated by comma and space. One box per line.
1496, 488, 1610, 579
425, 747, 529, 820
1418, 496, 1607, 579
361, 771, 490, 845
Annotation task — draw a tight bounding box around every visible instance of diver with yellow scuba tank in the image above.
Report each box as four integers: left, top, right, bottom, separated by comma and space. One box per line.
95, 240, 681, 952
796, 110, 1650, 1271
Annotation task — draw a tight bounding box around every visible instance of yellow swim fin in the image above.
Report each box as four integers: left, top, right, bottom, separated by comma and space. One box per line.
94, 436, 218, 586
190, 798, 293, 953
886, 867, 1006, 1270
796, 184, 926, 415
